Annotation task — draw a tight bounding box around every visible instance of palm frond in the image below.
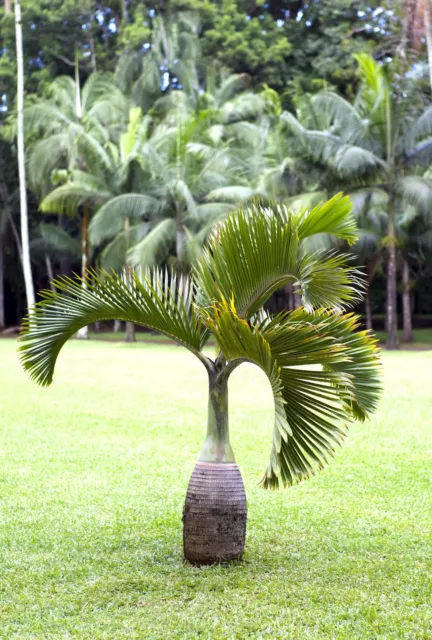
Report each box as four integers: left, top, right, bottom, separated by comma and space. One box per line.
396, 176, 432, 214
295, 193, 358, 245
99, 223, 148, 271
407, 105, 432, 146
215, 73, 250, 107
257, 308, 381, 488
76, 131, 114, 173
24, 103, 71, 135
49, 76, 76, 111
205, 186, 257, 203
128, 218, 176, 268
37, 223, 81, 257
221, 93, 264, 124
285, 191, 328, 212
89, 194, 160, 246
19, 269, 207, 386
40, 183, 111, 216
333, 144, 387, 177
195, 203, 234, 221
195, 204, 300, 318
311, 92, 369, 144
28, 134, 70, 192
81, 73, 118, 113
195, 204, 360, 319
174, 180, 197, 218
298, 251, 364, 311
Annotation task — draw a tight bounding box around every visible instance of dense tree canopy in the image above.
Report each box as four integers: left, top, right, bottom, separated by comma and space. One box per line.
1, 0, 432, 344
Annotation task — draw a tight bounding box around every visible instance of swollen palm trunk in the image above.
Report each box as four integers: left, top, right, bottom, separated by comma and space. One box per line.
182, 376, 247, 565
183, 462, 247, 565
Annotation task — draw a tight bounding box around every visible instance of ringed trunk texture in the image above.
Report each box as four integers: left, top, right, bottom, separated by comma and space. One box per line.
183, 374, 246, 565
183, 462, 247, 566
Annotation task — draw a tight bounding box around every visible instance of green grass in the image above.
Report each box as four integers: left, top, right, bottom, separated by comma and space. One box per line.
374, 328, 432, 348
0, 340, 431, 639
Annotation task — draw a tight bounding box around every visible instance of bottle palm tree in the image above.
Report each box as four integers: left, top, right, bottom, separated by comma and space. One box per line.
283, 53, 432, 349
19, 194, 381, 566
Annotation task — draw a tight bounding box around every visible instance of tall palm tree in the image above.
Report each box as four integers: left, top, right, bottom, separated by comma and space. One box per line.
350, 190, 388, 331
283, 53, 432, 348
19, 194, 381, 565
26, 70, 127, 337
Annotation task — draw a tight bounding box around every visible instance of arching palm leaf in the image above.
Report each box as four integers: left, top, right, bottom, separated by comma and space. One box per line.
40, 183, 111, 216
19, 269, 207, 386
89, 194, 160, 245
195, 197, 360, 318
128, 218, 176, 268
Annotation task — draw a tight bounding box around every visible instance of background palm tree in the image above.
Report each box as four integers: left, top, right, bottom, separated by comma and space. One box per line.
283, 53, 432, 348
19, 194, 381, 565
25, 68, 127, 337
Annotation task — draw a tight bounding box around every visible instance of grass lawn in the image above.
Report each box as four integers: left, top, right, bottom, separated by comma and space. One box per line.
0, 339, 431, 639
374, 328, 432, 348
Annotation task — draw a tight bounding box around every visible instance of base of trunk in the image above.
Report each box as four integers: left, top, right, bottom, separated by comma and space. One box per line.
183, 462, 247, 566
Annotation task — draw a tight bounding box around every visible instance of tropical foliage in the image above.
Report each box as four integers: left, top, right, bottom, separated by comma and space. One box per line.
1, 2, 432, 344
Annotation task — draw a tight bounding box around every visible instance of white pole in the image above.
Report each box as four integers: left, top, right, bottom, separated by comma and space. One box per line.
15, 0, 35, 309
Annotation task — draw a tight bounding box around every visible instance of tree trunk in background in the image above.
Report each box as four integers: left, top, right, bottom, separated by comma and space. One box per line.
365, 288, 373, 331
15, 0, 35, 310
76, 204, 89, 339
425, 1, 432, 91
293, 291, 302, 308
125, 322, 136, 342
386, 197, 399, 349
114, 320, 122, 332
284, 282, 294, 310
402, 255, 413, 342
183, 374, 246, 565
45, 255, 55, 292
0, 241, 5, 329
124, 216, 136, 343
176, 213, 185, 269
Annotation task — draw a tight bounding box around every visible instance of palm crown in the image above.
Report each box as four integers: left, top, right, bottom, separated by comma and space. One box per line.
19, 193, 381, 491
